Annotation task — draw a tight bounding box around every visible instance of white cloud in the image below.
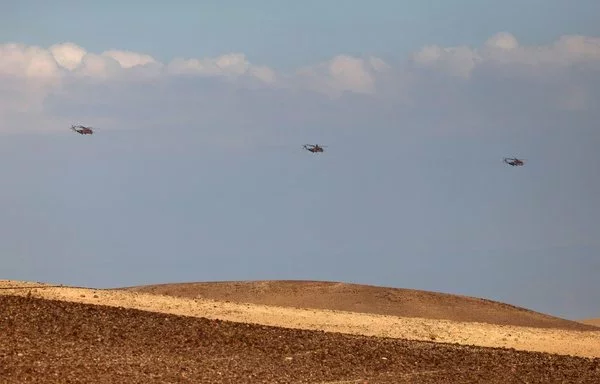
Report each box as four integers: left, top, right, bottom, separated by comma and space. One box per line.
0, 42, 283, 85
485, 32, 519, 51
368, 56, 391, 72
0, 43, 61, 80
75, 53, 122, 79
49, 42, 87, 71
295, 54, 389, 96
412, 44, 481, 78
249, 66, 277, 84
166, 53, 252, 77
0, 32, 599, 135
102, 50, 158, 69
413, 32, 600, 78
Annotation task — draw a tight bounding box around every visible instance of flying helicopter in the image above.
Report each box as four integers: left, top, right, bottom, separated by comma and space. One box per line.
71, 125, 94, 135
303, 144, 327, 153
503, 157, 525, 166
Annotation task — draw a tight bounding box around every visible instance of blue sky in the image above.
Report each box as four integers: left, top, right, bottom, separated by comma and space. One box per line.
1, 1, 599, 320
3, 0, 600, 67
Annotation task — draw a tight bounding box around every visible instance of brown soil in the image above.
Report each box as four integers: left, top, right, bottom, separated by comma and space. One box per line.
581, 319, 600, 327
125, 280, 597, 331
2, 294, 600, 384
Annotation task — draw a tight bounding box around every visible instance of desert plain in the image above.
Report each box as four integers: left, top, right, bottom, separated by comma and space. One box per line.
1, 279, 599, 383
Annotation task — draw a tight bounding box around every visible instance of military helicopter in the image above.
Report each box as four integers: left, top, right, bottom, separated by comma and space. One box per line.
503, 157, 525, 166
303, 144, 327, 153
70, 125, 94, 135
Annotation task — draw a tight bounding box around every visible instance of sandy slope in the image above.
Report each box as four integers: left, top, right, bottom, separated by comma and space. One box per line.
126, 280, 594, 330
2, 279, 600, 359
581, 319, 600, 327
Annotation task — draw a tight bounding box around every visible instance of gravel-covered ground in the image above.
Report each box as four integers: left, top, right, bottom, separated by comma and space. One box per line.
2, 294, 599, 384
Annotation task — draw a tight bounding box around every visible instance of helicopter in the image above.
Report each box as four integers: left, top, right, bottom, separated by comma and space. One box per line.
303, 144, 327, 153
71, 125, 94, 135
503, 157, 525, 166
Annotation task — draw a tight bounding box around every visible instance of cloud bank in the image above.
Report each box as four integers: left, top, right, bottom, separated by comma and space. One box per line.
1, 32, 599, 136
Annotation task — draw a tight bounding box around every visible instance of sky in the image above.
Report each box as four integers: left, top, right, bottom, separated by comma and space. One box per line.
1, 1, 599, 320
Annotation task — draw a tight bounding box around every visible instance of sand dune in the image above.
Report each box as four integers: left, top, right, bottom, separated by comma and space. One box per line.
125, 280, 596, 331
2, 279, 600, 360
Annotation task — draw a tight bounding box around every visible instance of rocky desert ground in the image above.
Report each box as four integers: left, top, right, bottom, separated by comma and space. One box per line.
1, 279, 599, 383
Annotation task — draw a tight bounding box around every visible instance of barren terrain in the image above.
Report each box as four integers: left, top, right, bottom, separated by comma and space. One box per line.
580, 318, 600, 327
2, 279, 600, 383
127, 280, 595, 330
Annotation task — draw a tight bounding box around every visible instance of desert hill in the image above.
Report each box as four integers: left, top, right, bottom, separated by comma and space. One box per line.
581, 318, 600, 327
125, 280, 597, 331
3, 279, 600, 359
2, 294, 599, 384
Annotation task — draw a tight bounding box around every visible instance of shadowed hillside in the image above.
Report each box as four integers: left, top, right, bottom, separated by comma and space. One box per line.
2, 294, 599, 384
125, 280, 598, 331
